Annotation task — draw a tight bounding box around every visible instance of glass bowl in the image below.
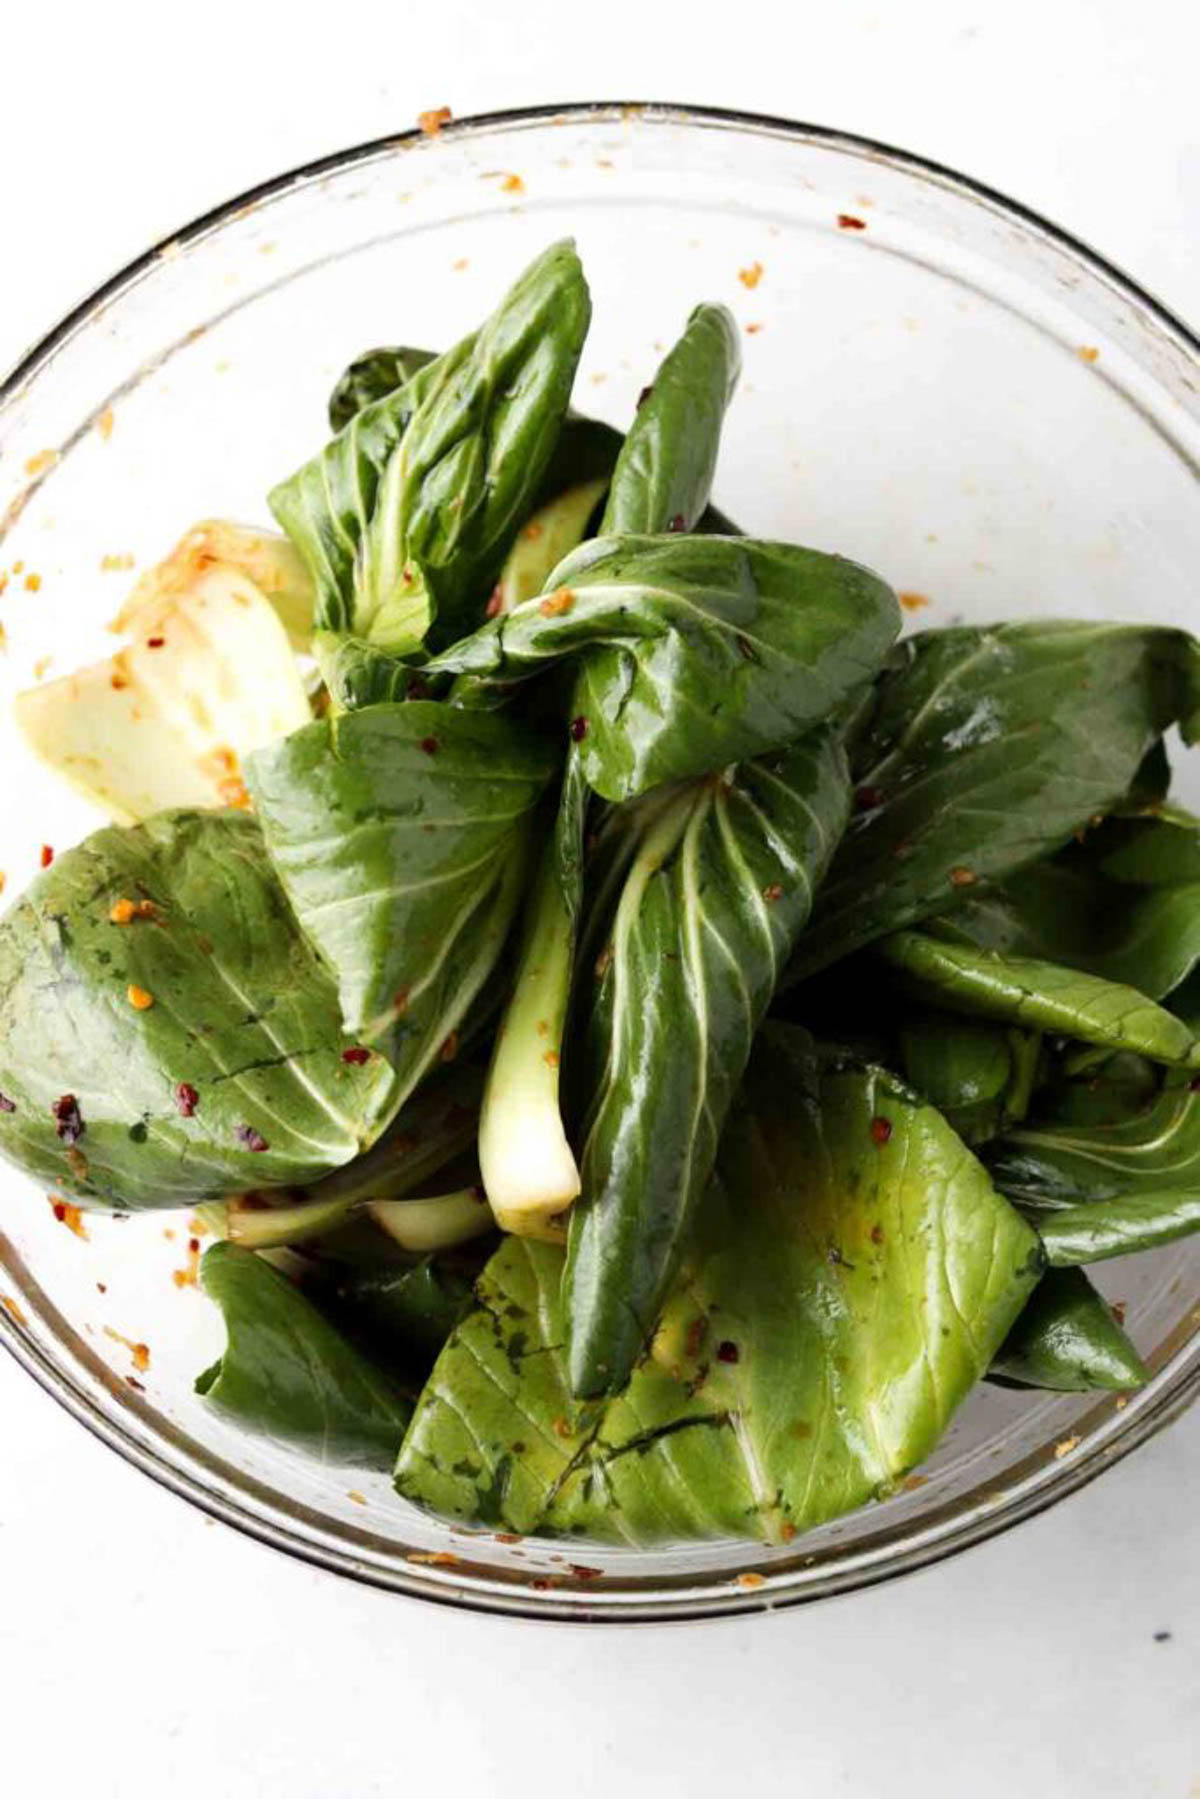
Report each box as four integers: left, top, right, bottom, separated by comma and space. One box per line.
1, 103, 1198, 1622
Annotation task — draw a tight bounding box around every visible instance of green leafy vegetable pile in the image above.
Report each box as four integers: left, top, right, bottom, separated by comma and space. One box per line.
4, 241, 1199, 1544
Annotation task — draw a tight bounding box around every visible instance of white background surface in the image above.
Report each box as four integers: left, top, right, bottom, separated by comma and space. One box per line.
1, 3, 1198, 1793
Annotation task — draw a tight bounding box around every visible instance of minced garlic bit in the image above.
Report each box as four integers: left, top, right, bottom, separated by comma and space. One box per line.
347, 1490, 367, 1506
418, 106, 452, 136
126, 984, 155, 1011
539, 587, 575, 618
738, 261, 764, 289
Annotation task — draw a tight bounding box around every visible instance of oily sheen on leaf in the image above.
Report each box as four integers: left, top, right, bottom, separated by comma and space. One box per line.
0, 811, 397, 1209
395, 1028, 1040, 1542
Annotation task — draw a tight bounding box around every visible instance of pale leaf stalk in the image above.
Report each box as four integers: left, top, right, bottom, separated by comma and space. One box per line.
368, 1188, 493, 1252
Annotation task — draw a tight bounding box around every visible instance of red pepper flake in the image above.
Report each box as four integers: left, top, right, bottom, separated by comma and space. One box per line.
870, 1116, 893, 1147
901, 1473, 929, 1492
570, 1564, 602, 1581
500, 173, 525, 195
174, 1082, 199, 1118
96, 1281, 107, 1294
569, 715, 588, 743
667, 513, 687, 533
0, 1091, 15, 1114
110, 896, 157, 925
736, 1571, 765, 1589
529, 1578, 555, 1591
235, 1124, 270, 1153
23, 573, 42, 593
539, 586, 575, 618
439, 1031, 460, 1064
542, 1049, 559, 1070
485, 585, 505, 619
870, 1223, 885, 1245
1, 1295, 27, 1326
837, 213, 867, 231
716, 1339, 740, 1364
737, 261, 764, 289
898, 591, 931, 611
51, 1093, 84, 1144
762, 883, 784, 903
780, 1521, 797, 1542
50, 1196, 89, 1239
419, 735, 439, 755
393, 987, 411, 1017
684, 1315, 707, 1359
745, 322, 763, 335
172, 1240, 201, 1289
125, 1376, 146, 1393
1077, 345, 1100, 364
126, 983, 155, 1011
418, 106, 452, 136
1111, 1301, 1127, 1326
341, 1046, 371, 1066
146, 635, 166, 649
552, 1415, 573, 1440
854, 785, 884, 812
40, 845, 54, 868
949, 866, 978, 888
494, 1531, 523, 1544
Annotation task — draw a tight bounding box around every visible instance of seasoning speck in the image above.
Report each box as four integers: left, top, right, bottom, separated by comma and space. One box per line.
110, 897, 156, 925
439, 1031, 460, 1064
418, 106, 452, 136
716, 1340, 740, 1364
23, 449, 58, 478
949, 866, 978, 888
500, 173, 525, 194
539, 587, 575, 618
542, 1049, 559, 1069
50, 1196, 89, 1239
1053, 1435, 1082, 1459
23, 573, 42, 593
97, 409, 115, 441
1, 1295, 27, 1325
738, 261, 764, 289
419, 735, 439, 756
51, 1094, 84, 1144
762, 883, 784, 902
341, 1046, 371, 1066
235, 1124, 270, 1153
736, 1571, 765, 1589
870, 1116, 893, 1147
126, 984, 155, 1011
898, 591, 931, 611
347, 1490, 367, 1506
1078, 345, 1100, 364
40, 845, 54, 868
485, 586, 505, 619
837, 213, 867, 231
174, 1083, 199, 1118
0, 1091, 15, 1114
569, 715, 588, 742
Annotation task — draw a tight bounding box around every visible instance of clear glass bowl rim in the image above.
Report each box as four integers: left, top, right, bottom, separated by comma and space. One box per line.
1, 99, 1197, 1623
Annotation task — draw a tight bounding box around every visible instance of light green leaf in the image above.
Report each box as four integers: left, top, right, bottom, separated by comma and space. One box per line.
0, 811, 397, 1210
396, 1027, 1040, 1541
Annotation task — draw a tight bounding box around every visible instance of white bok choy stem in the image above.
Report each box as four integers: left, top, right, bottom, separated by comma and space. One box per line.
478, 838, 582, 1236
368, 1188, 494, 1252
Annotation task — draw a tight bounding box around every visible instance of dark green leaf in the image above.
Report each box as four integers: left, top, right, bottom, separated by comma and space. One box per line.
328, 345, 437, 433
396, 1027, 1040, 1541
930, 860, 1200, 1002
246, 703, 556, 1087
0, 811, 397, 1210
325, 1256, 478, 1376
563, 730, 851, 1397
991, 1268, 1147, 1391
896, 1013, 1012, 1109
272, 241, 592, 656
1037, 1193, 1200, 1264
600, 303, 740, 535
197, 1242, 410, 1467
430, 533, 900, 801
1088, 806, 1200, 886
788, 621, 1200, 980
874, 931, 1198, 1066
